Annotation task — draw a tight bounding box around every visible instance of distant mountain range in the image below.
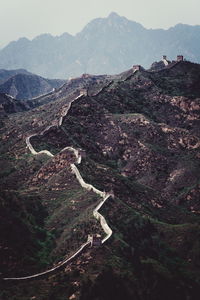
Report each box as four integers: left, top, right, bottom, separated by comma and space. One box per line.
0, 69, 66, 99
0, 12, 200, 79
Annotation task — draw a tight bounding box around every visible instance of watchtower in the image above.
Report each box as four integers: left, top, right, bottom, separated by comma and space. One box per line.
87, 234, 102, 247
133, 65, 141, 72
82, 73, 90, 78
162, 55, 171, 66
79, 149, 86, 158
177, 55, 184, 62
79, 88, 87, 96
92, 235, 102, 247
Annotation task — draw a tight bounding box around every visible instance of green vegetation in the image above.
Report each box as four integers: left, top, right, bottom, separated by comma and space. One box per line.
1, 61, 200, 299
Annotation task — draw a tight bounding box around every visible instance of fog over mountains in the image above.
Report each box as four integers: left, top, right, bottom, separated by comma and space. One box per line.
0, 12, 200, 79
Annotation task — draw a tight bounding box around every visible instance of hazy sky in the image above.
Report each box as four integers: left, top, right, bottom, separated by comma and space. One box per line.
0, 0, 199, 47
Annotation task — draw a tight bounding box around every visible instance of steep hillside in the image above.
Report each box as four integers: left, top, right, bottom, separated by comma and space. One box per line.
0, 69, 31, 83
0, 13, 200, 78
0, 61, 200, 300
0, 70, 66, 100
0, 93, 30, 117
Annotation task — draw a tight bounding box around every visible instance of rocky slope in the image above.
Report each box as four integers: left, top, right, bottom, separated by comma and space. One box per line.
0, 69, 31, 83
0, 69, 66, 99
0, 61, 200, 300
0, 13, 200, 78
0, 93, 30, 117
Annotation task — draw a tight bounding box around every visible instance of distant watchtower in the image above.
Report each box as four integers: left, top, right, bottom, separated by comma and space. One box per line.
177, 55, 184, 62
133, 65, 141, 72
87, 234, 102, 247
79, 88, 88, 96
162, 55, 171, 66
82, 73, 90, 78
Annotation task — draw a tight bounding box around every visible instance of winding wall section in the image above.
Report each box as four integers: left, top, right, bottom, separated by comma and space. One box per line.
3, 91, 113, 281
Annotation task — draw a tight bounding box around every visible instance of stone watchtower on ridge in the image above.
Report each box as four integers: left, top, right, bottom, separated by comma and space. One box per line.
87, 234, 102, 247
162, 55, 171, 66
177, 55, 184, 61
133, 65, 142, 72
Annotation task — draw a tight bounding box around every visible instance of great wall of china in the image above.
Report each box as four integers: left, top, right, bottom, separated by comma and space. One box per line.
3, 92, 112, 281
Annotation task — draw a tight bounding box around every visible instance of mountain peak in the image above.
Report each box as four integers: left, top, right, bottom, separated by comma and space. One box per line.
33, 33, 54, 41
108, 12, 120, 19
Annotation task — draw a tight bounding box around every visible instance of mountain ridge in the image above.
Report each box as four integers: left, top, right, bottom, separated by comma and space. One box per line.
0, 13, 200, 79
0, 69, 66, 99
0, 60, 200, 299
